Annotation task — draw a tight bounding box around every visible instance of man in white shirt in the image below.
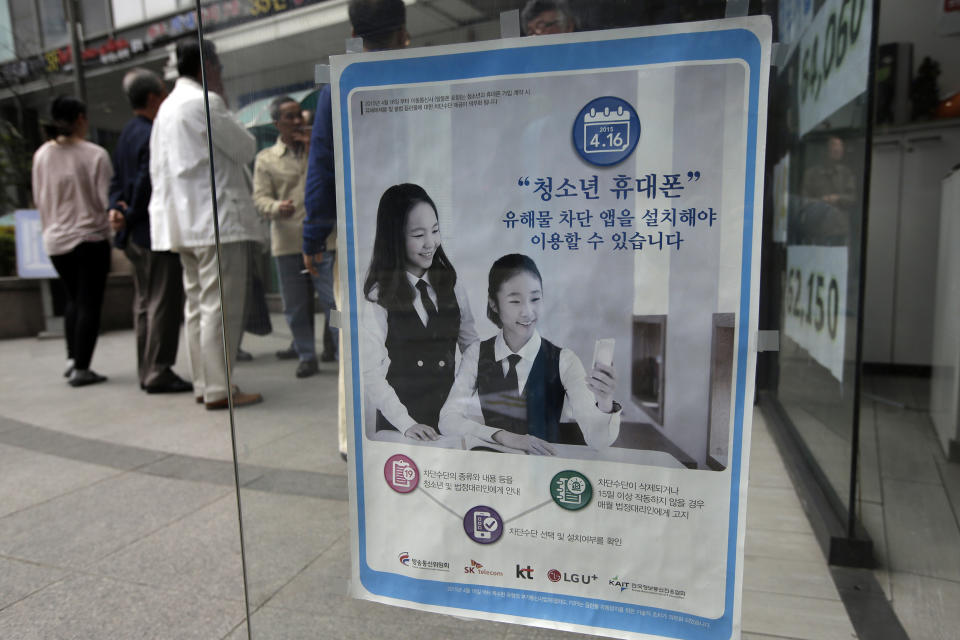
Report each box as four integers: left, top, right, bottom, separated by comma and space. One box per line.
149, 39, 264, 409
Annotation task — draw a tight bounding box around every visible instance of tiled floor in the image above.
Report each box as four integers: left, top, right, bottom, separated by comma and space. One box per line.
0, 326, 858, 639
859, 375, 960, 640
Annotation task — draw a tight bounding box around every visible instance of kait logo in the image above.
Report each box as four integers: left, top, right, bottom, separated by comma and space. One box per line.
515, 564, 534, 579
610, 576, 628, 592
547, 569, 562, 582
399, 552, 410, 566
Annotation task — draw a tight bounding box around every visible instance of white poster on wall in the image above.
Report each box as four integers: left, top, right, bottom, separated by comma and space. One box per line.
796, 0, 874, 136
334, 17, 771, 640
783, 245, 848, 381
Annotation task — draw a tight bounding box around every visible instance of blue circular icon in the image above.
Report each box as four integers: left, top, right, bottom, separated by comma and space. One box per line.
572, 97, 641, 167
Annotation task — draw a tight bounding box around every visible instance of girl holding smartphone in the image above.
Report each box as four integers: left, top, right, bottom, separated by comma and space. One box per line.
361, 183, 478, 440
439, 253, 620, 454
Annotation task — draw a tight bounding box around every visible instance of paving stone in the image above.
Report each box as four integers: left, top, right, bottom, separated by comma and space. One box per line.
0, 574, 244, 640
744, 528, 824, 564
743, 555, 840, 601
890, 572, 960, 640
238, 491, 349, 609
0, 443, 121, 519
0, 557, 68, 611
875, 412, 942, 485
741, 590, 856, 640
89, 494, 245, 602
882, 478, 960, 581
746, 486, 809, 533
0, 471, 231, 569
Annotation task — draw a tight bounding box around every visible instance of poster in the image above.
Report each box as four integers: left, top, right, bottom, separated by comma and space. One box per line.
334, 17, 771, 640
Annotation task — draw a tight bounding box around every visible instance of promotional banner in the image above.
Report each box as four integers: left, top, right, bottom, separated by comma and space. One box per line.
334, 17, 771, 640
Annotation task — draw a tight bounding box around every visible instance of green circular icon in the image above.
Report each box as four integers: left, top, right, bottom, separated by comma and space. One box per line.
550, 470, 592, 511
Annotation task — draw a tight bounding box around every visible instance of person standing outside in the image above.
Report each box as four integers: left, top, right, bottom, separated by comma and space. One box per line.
253, 96, 325, 378
108, 68, 192, 394
32, 96, 113, 387
520, 0, 577, 36
149, 39, 264, 410
303, 0, 410, 459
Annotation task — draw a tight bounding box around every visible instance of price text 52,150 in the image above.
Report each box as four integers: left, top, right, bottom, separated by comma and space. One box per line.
785, 267, 840, 340
800, 0, 867, 104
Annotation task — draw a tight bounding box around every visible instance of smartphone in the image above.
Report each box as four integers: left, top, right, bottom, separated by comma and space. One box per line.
593, 338, 615, 369
473, 511, 493, 539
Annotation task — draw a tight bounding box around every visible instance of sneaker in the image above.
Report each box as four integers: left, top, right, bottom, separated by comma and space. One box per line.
68, 369, 107, 387
63, 359, 75, 378
296, 359, 319, 378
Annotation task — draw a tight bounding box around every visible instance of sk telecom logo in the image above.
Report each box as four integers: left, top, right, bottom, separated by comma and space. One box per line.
465, 559, 504, 576
516, 564, 534, 579
399, 552, 410, 566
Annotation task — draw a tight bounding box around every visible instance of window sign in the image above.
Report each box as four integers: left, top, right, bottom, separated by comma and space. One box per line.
334, 17, 771, 640
783, 245, 848, 382
796, 0, 873, 135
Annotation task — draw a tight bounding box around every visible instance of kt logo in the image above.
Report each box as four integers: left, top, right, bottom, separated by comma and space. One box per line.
515, 564, 534, 579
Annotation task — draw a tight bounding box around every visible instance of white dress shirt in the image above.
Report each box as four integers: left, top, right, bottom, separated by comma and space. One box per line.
438, 330, 620, 450
361, 273, 479, 434
148, 76, 267, 251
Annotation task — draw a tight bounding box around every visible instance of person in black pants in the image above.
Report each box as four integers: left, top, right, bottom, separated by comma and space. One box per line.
49, 242, 112, 384
32, 95, 114, 386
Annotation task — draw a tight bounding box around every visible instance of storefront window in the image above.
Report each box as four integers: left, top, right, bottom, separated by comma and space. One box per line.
188, 0, 879, 637
766, 0, 875, 542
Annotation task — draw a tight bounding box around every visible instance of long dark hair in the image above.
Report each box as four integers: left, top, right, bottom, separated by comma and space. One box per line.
363, 183, 457, 310
487, 254, 542, 327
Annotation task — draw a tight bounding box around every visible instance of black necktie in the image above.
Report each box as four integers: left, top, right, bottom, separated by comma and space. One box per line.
505, 354, 522, 396
416, 279, 437, 320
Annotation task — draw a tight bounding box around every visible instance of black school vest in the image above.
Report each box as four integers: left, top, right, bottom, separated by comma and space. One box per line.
476, 336, 564, 442
375, 282, 460, 433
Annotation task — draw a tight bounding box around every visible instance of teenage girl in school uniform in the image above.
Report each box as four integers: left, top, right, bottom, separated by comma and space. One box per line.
361, 183, 478, 440
438, 253, 620, 454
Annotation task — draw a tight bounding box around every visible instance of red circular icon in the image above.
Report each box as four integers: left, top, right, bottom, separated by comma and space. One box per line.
384, 454, 419, 494
547, 569, 561, 582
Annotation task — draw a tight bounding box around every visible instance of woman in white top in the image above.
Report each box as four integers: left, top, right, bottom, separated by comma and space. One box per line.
32, 96, 113, 387
439, 253, 620, 454
361, 183, 478, 440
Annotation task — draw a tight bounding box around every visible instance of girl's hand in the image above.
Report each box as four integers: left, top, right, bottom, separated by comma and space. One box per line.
405, 424, 440, 441
492, 430, 557, 456
588, 362, 617, 413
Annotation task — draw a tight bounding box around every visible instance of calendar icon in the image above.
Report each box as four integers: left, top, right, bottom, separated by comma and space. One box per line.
573, 97, 640, 167
583, 106, 631, 154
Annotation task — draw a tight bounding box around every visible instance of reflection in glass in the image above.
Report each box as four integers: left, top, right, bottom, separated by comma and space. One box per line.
632, 314, 665, 425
